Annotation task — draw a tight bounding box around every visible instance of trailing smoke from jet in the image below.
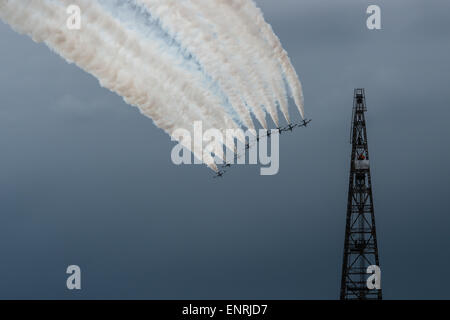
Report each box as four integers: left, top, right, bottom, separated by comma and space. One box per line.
0, 0, 305, 171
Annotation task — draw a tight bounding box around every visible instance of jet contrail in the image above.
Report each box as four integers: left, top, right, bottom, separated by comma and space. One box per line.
0, 0, 304, 170
226, 0, 305, 119
211, 0, 291, 123
137, 0, 257, 131
187, 0, 282, 127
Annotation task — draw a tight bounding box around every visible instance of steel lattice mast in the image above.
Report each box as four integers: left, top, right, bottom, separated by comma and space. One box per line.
340, 89, 382, 300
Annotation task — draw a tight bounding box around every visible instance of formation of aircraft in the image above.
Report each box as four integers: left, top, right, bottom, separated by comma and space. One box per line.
278, 119, 312, 133
214, 119, 312, 177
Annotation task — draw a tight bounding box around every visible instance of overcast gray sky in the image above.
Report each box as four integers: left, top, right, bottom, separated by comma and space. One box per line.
0, 0, 449, 299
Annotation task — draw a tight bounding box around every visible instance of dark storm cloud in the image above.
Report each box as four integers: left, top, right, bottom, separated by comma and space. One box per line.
0, 0, 449, 299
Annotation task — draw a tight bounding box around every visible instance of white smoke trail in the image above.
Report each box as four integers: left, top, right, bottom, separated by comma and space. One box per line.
92, 0, 241, 130
0, 0, 229, 169
226, 0, 305, 119
88, 0, 250, 161
209, 0, 291, 123
137, 0, 257, 131
187, 0, 283, 127
139, 0, 269, 129
0, 0, 304, 171
194, 0, 292, 125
